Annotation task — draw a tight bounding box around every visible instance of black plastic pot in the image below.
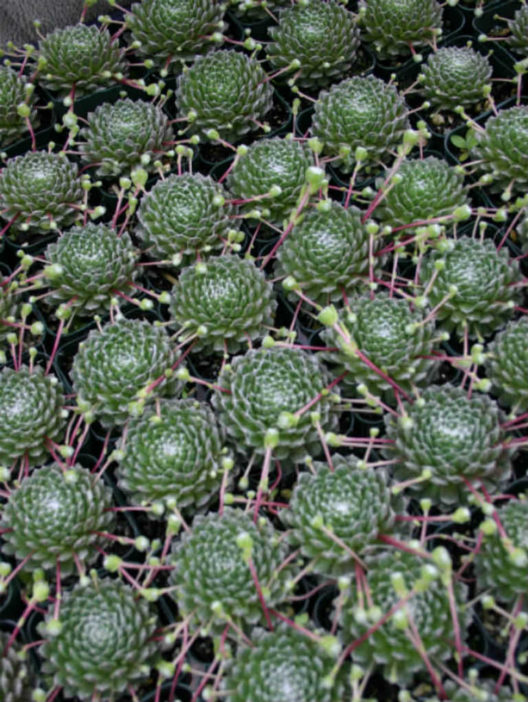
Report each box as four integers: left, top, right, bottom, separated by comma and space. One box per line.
311, 583, 339, 631
276, 288, 320, 339
326, 164, 377, 202
295, 105, 312, 139
2, 231, 59, 273
1, 124, 59, 162
457, 0, 514, 31
43, 75, 152, 123
35, 303, 99, 358
225, 8, 274, 42
0, 578, 24, 621
473, 1, 524, 70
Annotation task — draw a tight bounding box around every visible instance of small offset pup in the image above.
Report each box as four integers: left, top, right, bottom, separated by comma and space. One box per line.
0, 0, 132, 48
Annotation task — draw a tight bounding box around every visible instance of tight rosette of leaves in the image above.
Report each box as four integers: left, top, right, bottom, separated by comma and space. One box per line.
418, 46, 492, 111
358, 0, 443, 59
419, 236, 521, 340
72, 318, 180, 427
277, 202, 373, 304
322, 292, 440, 399
0, 151, 84, 234
116, 398, 225, 512
169, 508, 292, 631
36, 23, 127, 96
169, 255, 276, 353
384, 385, 511, 506
312, 75, 409, 173
507, 6, 528, 57
0, 66, 35, 146
212, 347, 338, 461
485, 318, 528, 414
224, 626, 346, 702
282, 454, 400, 575
474, 499, 528, 605
40, 580, 159, 700
126, 0, 226, 69
0, 365, 65, 468
266, 0, 360, 89
226, 137, 312, 226
136, 172, 234, 261
0, 631, 35, 702
176, 50, 273, 141
374, 156, 469, 232
79, 98, 173, 177
473, 106, 528, 195
44, 223, 138, 315
0, 463, 115, 573
340, 548, 468, 683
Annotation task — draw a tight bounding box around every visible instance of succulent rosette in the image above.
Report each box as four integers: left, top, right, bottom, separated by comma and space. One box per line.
0, 463, 115, 573
485, 318, 528, 414
176, 50, 274, 141
169, 507, 291, 630
126, 0, 226, 69
419, 236, 521, 340
282, 454, 399, 575
0, 66, 35, 146
71, 318, 180, 427
169, 255, 276, 352
226, 137, 312, 226
340, 549, 467, 683
36, 23, 127, 96
474, 500, 528, 604
473, 106, 528, 194
0, 365, 65, 468
212, 347, 338, 461
507, 6, 528, 57
358, 0, 443, 59
224, 626, 345, 702
79, 98, 174, 176
44, 223, 138, 315
0, 150, 84, 234
40, 579, 159, 700
312, 75, 410, 173
0, 632, 35, 702
136, 172, 234, 261
374, 156, 469, 231
116, 398, 225, 511
266, 1, 360, 89
384, 385, 511, 506
322, 292, 439, 399
418, 46, 492, 111
277, 203, 373, 303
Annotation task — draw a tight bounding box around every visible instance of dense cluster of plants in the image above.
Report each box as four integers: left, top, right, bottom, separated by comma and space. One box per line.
1, 0, 528, 701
